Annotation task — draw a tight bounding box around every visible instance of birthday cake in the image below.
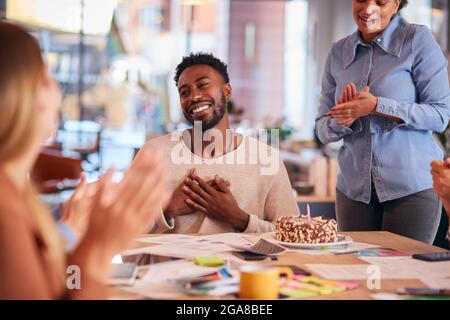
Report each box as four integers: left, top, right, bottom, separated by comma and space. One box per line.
275, 216, 338, 244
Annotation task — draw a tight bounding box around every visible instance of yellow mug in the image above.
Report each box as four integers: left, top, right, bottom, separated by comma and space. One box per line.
239, 265, 293, 300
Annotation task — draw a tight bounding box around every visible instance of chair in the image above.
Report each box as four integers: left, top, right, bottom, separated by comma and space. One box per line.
58, 121, 102, 172
31, 148, 82, 194
71, 130, 102, 171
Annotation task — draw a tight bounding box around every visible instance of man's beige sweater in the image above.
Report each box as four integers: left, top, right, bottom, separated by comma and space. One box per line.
144, 131, 300, 235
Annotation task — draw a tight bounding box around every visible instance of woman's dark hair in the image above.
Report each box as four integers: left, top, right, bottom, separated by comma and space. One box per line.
399, 0, 408, 10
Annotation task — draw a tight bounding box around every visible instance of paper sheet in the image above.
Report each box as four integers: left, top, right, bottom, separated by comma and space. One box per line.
307, 257, 450, 280
360, 256, 450, 282
141, 259, 223, 282
137, 234, 198, 244
135, 234, 377, 257
200, 233, 260, 246
370, 293, 406, 300
122, 243, 231, 258
419, 277, 450, 289
304, 264, 373, 280
129, 233, 262, 258
287, 242, 380, 256
138, 233, 259, 246
120, 259, 233, 299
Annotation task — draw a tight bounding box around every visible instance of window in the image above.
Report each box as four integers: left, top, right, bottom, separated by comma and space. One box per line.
284, 0, 310, 138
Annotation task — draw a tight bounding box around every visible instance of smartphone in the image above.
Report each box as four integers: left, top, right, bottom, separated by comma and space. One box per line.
232, 251, 269, 261
108, 263, 138, 286
412, 252, 450, 262
276, 265, 311, 276
397, 287, 450, 296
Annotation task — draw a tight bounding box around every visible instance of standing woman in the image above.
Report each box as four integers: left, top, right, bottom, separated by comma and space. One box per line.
315, 0, 450, 243
0, 22, 169, 299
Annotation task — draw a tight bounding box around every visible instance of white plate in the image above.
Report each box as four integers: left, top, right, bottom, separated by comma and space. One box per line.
261, 232, 353, 249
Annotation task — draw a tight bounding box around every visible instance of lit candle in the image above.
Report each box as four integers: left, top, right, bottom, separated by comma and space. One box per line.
307, 204, 311, 223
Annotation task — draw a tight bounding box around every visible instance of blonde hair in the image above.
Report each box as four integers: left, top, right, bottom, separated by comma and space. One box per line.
0, 22, 66, 275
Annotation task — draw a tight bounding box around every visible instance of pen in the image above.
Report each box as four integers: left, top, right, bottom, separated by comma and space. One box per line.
334, 250, 361, 255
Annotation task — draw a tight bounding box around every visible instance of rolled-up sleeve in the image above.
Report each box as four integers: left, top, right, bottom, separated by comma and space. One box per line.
375, 26, 450, 133
315, 52, 362, 144
149, 210, 174, 233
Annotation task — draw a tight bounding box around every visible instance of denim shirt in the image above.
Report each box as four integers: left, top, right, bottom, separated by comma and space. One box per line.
315, 15, 450, 204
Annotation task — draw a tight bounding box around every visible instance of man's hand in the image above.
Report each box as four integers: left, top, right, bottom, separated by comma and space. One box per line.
431, 159, 450, 222
163, 169, 231, 219
432, 159, 450, 198
163, 169, 196, 219
183, 174, 250, 232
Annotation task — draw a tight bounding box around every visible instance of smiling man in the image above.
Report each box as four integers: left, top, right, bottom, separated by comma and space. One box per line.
140, 52, 299, 235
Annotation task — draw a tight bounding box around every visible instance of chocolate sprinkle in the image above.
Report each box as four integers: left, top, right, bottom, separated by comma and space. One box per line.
275, 215, 337, 244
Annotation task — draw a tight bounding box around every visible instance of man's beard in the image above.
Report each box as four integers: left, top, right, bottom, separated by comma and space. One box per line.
185, 94, 226, 131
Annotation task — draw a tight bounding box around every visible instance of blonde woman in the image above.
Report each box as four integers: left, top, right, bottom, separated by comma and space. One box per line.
0, 22, 169, 299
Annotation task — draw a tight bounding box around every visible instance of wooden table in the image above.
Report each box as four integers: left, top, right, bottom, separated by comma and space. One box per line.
110, 231, 448, 300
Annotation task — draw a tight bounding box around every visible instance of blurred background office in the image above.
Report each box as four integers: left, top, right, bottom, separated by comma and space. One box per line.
1, 0, 449, 248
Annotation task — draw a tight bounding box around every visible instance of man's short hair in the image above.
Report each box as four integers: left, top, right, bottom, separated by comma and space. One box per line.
399, 0, 408, 10
174, 52, 230, 85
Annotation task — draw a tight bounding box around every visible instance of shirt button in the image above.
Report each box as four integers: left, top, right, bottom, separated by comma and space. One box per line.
377, 38, 381, 42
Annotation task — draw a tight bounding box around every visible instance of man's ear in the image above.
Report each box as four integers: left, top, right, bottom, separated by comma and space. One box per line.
394, 0, 401, 13
223, 83, 232, 100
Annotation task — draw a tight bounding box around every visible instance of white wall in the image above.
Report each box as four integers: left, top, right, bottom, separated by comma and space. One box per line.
308, 0, 355, 90
304, 0, 355, 139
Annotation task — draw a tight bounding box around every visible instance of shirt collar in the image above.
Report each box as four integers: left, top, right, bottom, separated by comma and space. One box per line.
343, 15, 410, 69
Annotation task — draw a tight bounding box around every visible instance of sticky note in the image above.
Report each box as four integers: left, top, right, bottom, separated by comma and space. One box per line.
194, 256, 225, 267
280, 288, 318, 298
